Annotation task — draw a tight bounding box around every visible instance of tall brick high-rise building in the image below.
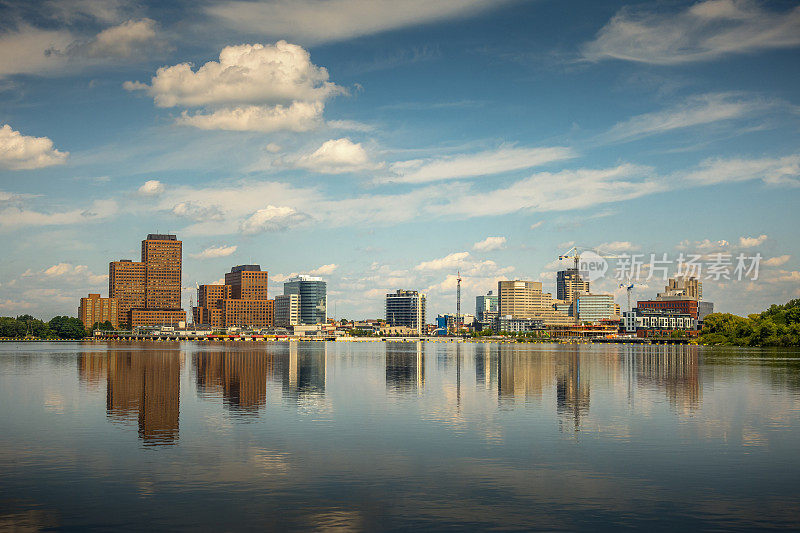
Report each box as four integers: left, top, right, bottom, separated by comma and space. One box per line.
108, 234, 185, 327
225, 265, 269, 300
109, 260, 146, 326
193, 265, 274, 329
142, 234, 182, 310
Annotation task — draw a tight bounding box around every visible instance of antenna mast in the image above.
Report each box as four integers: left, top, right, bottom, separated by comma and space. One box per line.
456, 270, 462, 336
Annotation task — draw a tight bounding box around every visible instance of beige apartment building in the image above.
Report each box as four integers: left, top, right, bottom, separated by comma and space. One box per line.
78, 293, 118, 328
497, 280, 573, 326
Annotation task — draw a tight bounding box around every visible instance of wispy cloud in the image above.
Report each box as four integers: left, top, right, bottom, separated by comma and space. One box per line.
206, 0, 510, 45
583, 0, 800, 65
601, 93, 772, 143
191, 245, 238, 259
677, 155, 800, 187
383, 145, 576, 184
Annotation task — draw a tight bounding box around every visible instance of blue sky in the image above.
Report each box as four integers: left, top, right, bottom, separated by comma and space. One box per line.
0, 0, 798, 320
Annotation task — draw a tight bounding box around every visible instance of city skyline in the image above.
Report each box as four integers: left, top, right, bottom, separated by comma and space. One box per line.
1, 0, 799, 320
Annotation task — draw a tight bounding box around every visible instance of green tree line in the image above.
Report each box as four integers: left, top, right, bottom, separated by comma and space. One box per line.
0, 315, 95, 339
699, 299, 800, 347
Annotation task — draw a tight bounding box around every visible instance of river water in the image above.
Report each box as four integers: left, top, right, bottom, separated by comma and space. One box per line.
1, 341, 799, 531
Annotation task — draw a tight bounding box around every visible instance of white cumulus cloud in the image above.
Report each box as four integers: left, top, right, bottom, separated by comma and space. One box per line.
137, 179, 164, 196
177, 101, 324, 133
309, 263, 338, 276
294, 138, 382, 174
171, 201, 224, 221
596, 241, 638, 253
125, 41, 343, 133
240, 205, 307, 234
0, 124, 68, 170
738, 234, 768, 247
473, 236, 506, 252
37, 262, 107, 285
191, 245, 238, 259
415, 251, 470, 271
763, 255, 790, 267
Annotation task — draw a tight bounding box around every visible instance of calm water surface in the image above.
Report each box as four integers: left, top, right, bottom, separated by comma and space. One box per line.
1, 341, 799, 531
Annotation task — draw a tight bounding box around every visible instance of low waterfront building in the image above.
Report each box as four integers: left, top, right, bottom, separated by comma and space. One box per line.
650, 275, 714, 322
622, 308, 697, 337
130, 308, 186, 327
576, 293, 616, 324
637, 299, 699, 319
496, 315, 545, 333
220, 298, 274, 329
79, 294, 118, 328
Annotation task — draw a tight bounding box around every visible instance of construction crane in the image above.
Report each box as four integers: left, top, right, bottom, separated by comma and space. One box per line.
558, 246, 582, 325
455, 270, 462, 336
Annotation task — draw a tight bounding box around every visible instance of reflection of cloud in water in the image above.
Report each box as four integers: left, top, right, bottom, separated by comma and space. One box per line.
304, 508, 365, 532
0, 507, 60, 531
43, 392, 65, 414
250, 447, 291, 476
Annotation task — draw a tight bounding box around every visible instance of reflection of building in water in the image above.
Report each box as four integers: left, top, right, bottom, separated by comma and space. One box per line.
283, 342, 327, 400
635, 345, 701, 411
385, 341, 425, 394
107, 352, 180, 446
77, 353, 108, 390
497, 344, 554, 403
474, 343, 498, 390
194, 352, 269, 414
556, 348, 590, 430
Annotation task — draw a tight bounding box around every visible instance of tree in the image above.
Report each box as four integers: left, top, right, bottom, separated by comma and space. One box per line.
48, 316, 87, 339
699, 299, 800, 347
0, 317, 26, 338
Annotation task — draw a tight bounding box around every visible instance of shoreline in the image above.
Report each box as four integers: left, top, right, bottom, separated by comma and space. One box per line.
0, 336, 691, 345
